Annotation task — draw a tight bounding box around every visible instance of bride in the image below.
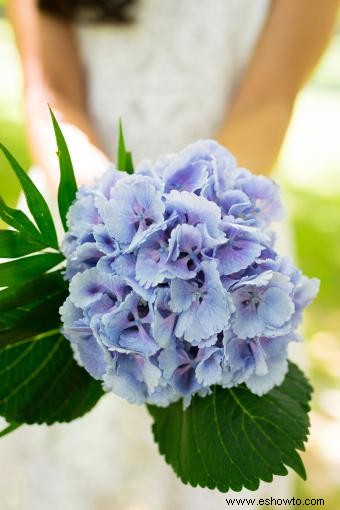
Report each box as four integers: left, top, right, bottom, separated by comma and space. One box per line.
1, 1, 337, 509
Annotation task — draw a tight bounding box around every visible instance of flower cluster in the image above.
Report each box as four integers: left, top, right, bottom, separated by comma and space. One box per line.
60, 140, 319, 407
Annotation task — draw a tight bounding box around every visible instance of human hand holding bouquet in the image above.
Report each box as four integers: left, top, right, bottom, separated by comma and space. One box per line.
0, 111, 318, 492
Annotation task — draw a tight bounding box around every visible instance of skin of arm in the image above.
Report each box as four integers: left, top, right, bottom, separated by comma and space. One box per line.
217, 0, 339, 174
7, 0, 110, 193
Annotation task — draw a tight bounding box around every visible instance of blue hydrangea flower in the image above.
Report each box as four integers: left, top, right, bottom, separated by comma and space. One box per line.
99, 292, 158, 356
135, 230, 171, 288
60, 297, 112, 380
221, 331, 292, 395
170, 261, 233, 344
61, 139, 319, 408
165, 190, 221, 238
99, 177, 165, 247
230, 271, 295, 339
103, 351, 162, 405
152, 287, 177, 348
158, 343, 222, 407
215, 221, 268, 276
162, 144, 210, 193
66, 187, 101, 241
237, 174, 284, 227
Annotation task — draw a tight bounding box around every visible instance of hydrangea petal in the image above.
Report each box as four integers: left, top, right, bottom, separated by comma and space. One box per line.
165, 190, 221, 238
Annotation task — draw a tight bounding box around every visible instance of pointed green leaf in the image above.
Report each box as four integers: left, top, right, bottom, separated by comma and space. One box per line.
0, 196, 44, 241
117, 119, 126, 169
117, 119, 134, 174
148, 363, 312, 493
0, 421, 21, 437
0, 252, 64, 287
124, 151, 134, 174
0, 144, 58, 249
0, 310, 25, 332
0, 270, 65, 312
0, 229, 46, 258
0, 332, 104, 425
0, 270, 66, 336
0, 294, 66, 348
49, 107, 78, 231
0, 296, 58, 331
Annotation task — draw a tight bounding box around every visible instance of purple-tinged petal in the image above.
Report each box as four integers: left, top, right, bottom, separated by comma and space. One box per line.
215, 223, 266, 276
196, 348, 223, 386
165, 190, 221, 238
95, 164, 123, 199
100, 179, 165, 245
65, 242, 104, 279
166, 224, 202, 279
66, 188, 101, 237
162, 144, 211, 193
238, 175, 284, 227
245, 336, 290, 395
135, 231, 170, 288
219, 190, 251, 218
69, 268, 107, 308
104, 353, 161, 404
173, 261, 233, 342
169, 279, 197, 313
152, 288, 177, 348
100, 292, 158, 356
93, 224, 120, 255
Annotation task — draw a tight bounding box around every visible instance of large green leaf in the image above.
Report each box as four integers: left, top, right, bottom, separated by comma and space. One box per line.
117, 119, 134, 174
0, 252, 64, 287
0, 270, 65, 313
0, 332, 104, 424
0, 144, 58, 249
148, 363, 312, 493
0, 269, 67, 345
0, 260, 102, 425
0, 229, 46, 258
0, 295, 65, 348
0, 196, 44, 242
49, 107, 78, 231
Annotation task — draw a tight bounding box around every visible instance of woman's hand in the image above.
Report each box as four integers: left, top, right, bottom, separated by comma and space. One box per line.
217, 0, 339, 175
8, 0, 110, 192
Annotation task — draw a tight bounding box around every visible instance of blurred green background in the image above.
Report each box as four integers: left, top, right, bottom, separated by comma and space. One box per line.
0, 2, 340, 509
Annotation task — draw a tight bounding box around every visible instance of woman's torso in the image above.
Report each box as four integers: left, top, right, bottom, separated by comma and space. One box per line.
75, 0, 270, 162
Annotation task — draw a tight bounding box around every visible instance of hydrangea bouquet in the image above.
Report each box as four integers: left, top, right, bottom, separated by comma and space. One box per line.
0, 112, 318, 492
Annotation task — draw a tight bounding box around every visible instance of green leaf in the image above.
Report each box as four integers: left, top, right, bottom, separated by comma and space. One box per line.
0, 196, 44, 241
0, 262, 102, 426
124, 151, 134, 174
0, 332, 104, 424
0, 270, 66, 313
0, 270, 66, 336
0, 144, 58, 249
0, 295, 65, 348
0, 252, 64, 287
148, 363, 312, 493
49, 107, 78, 231
0, 421, 21, 437
117, 119, 134, 174
0, 229, 46, 258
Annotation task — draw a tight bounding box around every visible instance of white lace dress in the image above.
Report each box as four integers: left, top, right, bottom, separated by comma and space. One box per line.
0, 1, 292, 508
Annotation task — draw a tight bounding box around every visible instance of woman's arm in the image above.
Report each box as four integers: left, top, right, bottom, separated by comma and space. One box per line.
218, 0, 339, 175
7, 0, 110, 192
